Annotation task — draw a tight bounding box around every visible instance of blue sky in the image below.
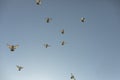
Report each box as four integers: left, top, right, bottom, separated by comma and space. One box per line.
0, 0, 120, 80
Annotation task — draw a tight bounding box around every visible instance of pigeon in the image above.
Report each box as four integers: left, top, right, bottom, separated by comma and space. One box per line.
7, 44, 19, 51
36, 0, 41, 5
44, 44, 50, 48
16, 65, 23, 71
61, 41, 65, 46
71, 73, 76, 80
80, 17, 85, 22
46, 18, 52, 23
61, 29, 64, 34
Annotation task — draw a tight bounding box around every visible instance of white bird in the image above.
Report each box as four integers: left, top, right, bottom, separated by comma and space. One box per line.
36, 0, 41, 5
16, 65, 23, 71
7, 44, 19, 51
80, 17, 85, 22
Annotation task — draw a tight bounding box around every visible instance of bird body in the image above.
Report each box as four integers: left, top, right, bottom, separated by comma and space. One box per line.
46, 18, 52, 23
61, 41, 65, 45
44, 44, 50, 48
61, 29, 64, 34
71, 73, 76, 80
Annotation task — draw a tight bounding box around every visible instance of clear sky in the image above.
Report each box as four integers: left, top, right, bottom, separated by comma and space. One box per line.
0, 0, 120, 80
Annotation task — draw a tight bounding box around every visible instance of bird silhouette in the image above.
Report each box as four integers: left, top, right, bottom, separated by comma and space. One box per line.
44, 44, 50, 48
61, 29, 64, 34
7, 44, 19, 51
16, 65, 23, 71
61, 41, 65, 46
36, 0, 41, 5
71, 73, 76, 80
46, 18, 52, 23
81, 17, 85, 22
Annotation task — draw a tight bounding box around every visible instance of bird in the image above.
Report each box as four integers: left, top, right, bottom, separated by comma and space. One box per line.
44, 44, 50, 48
61, 41, 65, 46
46, 17, 52, 23
16, 65, 23, 71
70, 73, 76, 80
7, 44, 19, 51
36, 0, 41, 5
80, 17, 85, 22
61, 29, 64, 34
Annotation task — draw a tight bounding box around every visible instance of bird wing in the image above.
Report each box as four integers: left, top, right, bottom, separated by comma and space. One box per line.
8, 45, 12, 49
16, 65, 20, 68
14, 45, 19, 48
20, 66, 23, 69
7, 44, 12, 49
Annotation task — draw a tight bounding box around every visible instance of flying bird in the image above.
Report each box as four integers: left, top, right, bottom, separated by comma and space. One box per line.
46, 17, 52, 23
71, 73, 76, 80
36, 0, 41, 5
80, 17, 85, 22
7, 44, 19, 51
61, 41, 65, 46
16, 65, 23, 71
44, 44, 50, 48
61, 29, 64, 34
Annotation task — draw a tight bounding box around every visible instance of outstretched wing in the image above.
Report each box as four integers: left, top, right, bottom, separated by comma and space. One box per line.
7, 44, 12, 49
14, 45, 19, 49
20, 66, 23, 69
16, 65, 19, 68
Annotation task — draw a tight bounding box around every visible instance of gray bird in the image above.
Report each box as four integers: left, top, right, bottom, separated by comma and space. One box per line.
16, 65, 23, 71
71, 73, 76, 80
80, 17, 85, 22
36, 0, 41, 5
61, 29, 64, 34
44, 44, 50, 48
61, 41, 65, 46
46, 18, 52, 23
7, 44, 19, 51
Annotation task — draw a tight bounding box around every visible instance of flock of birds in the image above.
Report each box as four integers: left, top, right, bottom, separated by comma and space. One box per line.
4, 0, 86, 78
